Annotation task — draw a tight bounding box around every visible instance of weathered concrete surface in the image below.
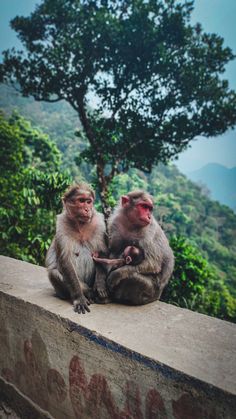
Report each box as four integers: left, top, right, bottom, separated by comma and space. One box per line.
0, 255, 236, 418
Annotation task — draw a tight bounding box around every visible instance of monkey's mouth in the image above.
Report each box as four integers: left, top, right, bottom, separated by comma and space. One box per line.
140, 218, 151, 226
81, 215, 92, 221
76, 214, 92, 223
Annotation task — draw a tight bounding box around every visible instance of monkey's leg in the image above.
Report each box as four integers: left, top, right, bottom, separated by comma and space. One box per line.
107, 270, 157, 305
93, 265, 111, 303
48, 269, 70, 300
82, 283, 95, 303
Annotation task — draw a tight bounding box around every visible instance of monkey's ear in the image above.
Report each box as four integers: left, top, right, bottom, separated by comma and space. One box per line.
121, 195, 129, 207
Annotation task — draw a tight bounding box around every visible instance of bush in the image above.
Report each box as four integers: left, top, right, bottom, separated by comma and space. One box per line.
162, 236, 236, 322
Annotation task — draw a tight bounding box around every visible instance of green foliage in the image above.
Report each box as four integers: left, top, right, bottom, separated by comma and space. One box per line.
105, 171, 148, 209
0, 110, 23, 173
0, 112, 72, 265
9, 111, 62, 171
0, 84, 84, 177
101, 167, 236, 322
147, 164, 236, 298
0, 107, 235, 322
1, 0, 236, 212
165, 236, 210, 300
162, 236, 236, 322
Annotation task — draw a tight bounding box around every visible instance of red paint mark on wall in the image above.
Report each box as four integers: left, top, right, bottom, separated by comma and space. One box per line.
146, 388, 167, 419
121, 381, 143, 419
1, 336, 217, 419
47, 369, 67, 403
69, 355, 119, 418
68, 357, 168, 419
172, 393, 216, 419
1, 368, 14, 383
1, 337, 66, 412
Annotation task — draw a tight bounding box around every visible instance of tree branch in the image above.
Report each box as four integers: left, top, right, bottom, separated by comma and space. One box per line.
34, 96, 63, 103
75, 95, 96, 148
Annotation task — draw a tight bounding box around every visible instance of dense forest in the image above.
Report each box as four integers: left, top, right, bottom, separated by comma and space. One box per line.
0, 84, 235, 322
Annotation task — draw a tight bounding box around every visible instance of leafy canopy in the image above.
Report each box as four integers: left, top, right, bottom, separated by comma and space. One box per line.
1, 0, 236, 213
1, 0, 236, 168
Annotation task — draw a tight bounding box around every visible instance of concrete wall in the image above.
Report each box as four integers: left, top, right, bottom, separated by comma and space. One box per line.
0, 255, 235, 419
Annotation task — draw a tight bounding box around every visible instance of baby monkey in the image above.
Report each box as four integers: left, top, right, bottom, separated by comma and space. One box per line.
93, 245, 145, 269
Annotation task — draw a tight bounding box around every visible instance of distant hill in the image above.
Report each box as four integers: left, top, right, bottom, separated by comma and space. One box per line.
188, 163, 236, 212
0, 83, 83, 176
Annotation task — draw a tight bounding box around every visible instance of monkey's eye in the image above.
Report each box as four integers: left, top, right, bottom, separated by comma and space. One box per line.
76, 197, 93, 205
141, 204, 153, 211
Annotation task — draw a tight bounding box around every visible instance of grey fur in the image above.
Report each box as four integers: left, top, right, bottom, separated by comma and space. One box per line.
45, 209, 108, 313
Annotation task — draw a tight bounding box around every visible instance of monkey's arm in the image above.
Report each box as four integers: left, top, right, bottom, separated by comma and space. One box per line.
92, 251, 113, 301
56, 238, 91, 314
136, 257, 162, 275
109, 261, 161, 276
93, 256, 125, 268
63, 257, 91, 314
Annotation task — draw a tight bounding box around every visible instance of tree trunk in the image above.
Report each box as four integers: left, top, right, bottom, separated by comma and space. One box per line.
96, 162, 112, 226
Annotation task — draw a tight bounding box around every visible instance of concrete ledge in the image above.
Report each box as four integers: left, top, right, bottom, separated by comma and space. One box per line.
0, 255, 236, 418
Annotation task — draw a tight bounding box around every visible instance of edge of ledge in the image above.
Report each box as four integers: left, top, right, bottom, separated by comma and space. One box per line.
1, 289, 236, 404
0, 255, 236, 398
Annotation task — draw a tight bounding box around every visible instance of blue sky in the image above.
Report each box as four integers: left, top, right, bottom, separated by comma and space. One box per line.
0, 0, 235, 173
177, 0, 236, 172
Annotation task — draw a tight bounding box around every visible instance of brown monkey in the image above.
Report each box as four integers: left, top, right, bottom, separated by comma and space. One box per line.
106, 190, 174, 305
93, 245, 145, 269
45, 183, 108, 314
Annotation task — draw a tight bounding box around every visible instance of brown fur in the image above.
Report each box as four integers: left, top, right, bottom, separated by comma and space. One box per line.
45, 183, 108, 314
106, 190, 174, 305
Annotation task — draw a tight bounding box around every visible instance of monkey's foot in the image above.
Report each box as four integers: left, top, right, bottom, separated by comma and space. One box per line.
94, 294, 112, 304
73, 296, 91, 314
93, 282, 109, 299
98, 287, 109, 299
93, 284, 111, 304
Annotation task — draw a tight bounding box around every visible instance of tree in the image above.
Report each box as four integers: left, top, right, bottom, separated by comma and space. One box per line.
1, 0, 236, 218
0, 112, 71, 264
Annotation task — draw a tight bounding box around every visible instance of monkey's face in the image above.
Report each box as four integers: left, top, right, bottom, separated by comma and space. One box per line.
68, 193, 94, 223
123, 245, 143, 265
128, 200, 153, 227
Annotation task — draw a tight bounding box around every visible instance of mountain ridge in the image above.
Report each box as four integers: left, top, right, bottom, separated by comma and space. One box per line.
188, 162, 236, 212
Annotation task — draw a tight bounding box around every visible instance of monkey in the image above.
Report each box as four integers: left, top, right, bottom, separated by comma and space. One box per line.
106, 190, 174, 305
93, 245, 145, 269
45, 183, 108, 314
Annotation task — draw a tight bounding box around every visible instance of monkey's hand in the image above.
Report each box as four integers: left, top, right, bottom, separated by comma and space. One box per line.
73, 296, 91, 314
93, 280, 108, 300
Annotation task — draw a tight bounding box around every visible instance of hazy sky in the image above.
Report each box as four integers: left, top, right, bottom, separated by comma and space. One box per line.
0, 0, 235, 173
178, 0, 236, 173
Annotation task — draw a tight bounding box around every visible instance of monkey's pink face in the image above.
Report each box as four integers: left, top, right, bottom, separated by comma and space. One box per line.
129, 200, 153, 227
71, 193, 94, 223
